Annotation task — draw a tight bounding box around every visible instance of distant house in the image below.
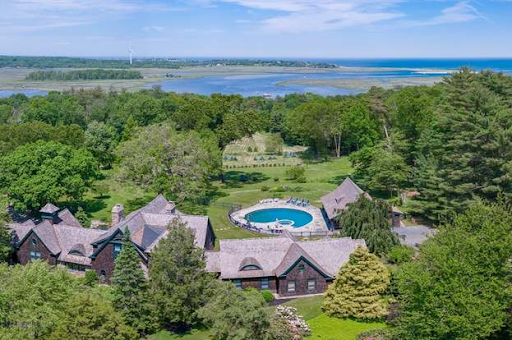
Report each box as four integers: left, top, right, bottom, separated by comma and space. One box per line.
321, 177, 404, 227
206, 232, 365, 297
9, 195, 215, 283
320, 177, 371, 222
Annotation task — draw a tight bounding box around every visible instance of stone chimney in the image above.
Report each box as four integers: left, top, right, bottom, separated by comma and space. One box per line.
111, 204, 125, 226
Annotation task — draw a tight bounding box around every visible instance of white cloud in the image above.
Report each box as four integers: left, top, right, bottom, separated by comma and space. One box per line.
0, 0, 176, 33
404, 1, 483, 26
219, 0, 405, 33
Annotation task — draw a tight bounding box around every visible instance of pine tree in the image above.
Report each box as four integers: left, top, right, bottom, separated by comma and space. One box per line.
111, 228, 157, 336
74, 207, 90, 228
323, 246, 390, 320
337, 196, 399, 255
149, 217, 213, 328
0, 221, 13, 262
412, 69, 512, 222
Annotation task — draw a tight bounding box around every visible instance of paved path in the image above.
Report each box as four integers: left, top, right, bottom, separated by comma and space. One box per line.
392, 225, 437, 248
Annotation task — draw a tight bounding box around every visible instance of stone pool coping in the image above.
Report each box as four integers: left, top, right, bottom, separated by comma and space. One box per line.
230, 199, 329, 233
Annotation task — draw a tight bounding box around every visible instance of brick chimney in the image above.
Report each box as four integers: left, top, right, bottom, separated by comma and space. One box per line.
111, 204, 125, 226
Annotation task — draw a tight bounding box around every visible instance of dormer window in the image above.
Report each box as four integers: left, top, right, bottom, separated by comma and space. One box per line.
238, 257, 262, 272
240, 264, 261, 271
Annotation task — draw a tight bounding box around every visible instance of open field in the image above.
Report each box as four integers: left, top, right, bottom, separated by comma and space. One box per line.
277, 76, 443, 91
83, 157, 354, 243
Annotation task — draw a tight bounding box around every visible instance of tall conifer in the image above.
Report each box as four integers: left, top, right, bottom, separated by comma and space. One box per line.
111, 228, 156, 336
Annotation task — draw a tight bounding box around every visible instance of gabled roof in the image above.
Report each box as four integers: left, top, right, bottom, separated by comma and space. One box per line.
274, 243, 330, 278
40, 203, 60, 214
57, 208, 82, 228
320, 177, 370, 220
212, 235, 365, 279
94, 195, 211, 252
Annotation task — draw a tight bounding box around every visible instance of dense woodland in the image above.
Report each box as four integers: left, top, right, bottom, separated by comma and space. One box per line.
0, 68, 511, 339
26, 69, 143, 81
0, 55, 337, 69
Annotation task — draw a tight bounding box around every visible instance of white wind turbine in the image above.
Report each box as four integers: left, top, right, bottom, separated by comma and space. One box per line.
128, 46, 134, 65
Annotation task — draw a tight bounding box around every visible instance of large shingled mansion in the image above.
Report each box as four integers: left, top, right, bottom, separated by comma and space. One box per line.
9, 178, 379, 297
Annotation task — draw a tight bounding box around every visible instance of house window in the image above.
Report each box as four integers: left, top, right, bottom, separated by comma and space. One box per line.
234, 279, 242, 289
260, 278, 269, 290
29, 251, 41, 261
113, 244, 122, 260
287, 280, 296, 293
99, 270, 106, 283
298, 264, 305, 274
31, 238, 37, 246
307, 279, 316, 291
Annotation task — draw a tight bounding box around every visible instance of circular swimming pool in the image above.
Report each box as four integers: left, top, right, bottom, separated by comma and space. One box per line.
245, 208, 313, 228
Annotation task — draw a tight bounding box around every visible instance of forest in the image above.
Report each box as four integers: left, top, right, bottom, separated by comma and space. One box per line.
26, 69, 144, 81
0, 68, 511, 340
0, 55, 338, 69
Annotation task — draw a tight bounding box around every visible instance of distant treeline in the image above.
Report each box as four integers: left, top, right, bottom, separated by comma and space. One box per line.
1, 55, 338, 69
26, 69, 143, 81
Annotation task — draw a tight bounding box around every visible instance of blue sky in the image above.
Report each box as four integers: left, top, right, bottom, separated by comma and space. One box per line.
0, 0, 511, 58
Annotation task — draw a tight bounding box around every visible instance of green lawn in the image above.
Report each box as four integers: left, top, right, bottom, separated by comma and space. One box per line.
282, 296, 386, 340
148, 329, 210, 340
207, 157, 353, 242
84, 158, 353, 243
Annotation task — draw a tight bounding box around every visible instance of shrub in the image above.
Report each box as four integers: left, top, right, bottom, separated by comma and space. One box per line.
286, 166, 306, 182
274, 177, 279, 182
356, 329, 390, 340
275, 306, 310, 338
261, 290, 274, 303
261, 185, 270, 192
271, 186, 286, 193
387, 245, 415, 264
82, 270, 98, 287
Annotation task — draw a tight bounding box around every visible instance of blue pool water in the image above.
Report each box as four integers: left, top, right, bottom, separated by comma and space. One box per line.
246, 208, 313, 228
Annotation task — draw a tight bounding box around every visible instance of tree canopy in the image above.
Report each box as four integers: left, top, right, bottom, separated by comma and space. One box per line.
395, 199, 512, 339
337, 196, 399, 255
323, 246, 390, 320
0, 141, 99, 211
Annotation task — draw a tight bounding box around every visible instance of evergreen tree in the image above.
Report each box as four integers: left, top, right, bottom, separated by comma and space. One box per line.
412, 69, 512, 222
49, 291, 138, 340
323, 246, 390, 320
337, 196, 399, 255
111, 229, 156, 336
149, 217, 213, 328
74, 207, 90, 228
395, 200, 512, 339
0, 222, 13, 262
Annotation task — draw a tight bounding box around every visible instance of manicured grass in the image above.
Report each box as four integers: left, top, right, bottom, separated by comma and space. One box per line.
306, 314, 386, 340
282, 295, 324, 321
283, 296, 386, 340
206, 157, 353, 242
148, 329, 211, 340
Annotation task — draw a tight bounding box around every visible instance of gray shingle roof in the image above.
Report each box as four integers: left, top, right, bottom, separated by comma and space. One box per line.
94, 195, 211, 252
57, 209, 82, 228
40, 203, 60, 214
210, 235, 365, 279
320, 177, 370, 220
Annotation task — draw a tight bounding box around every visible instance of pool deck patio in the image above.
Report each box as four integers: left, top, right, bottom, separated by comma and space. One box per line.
230, 199, 329, 234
